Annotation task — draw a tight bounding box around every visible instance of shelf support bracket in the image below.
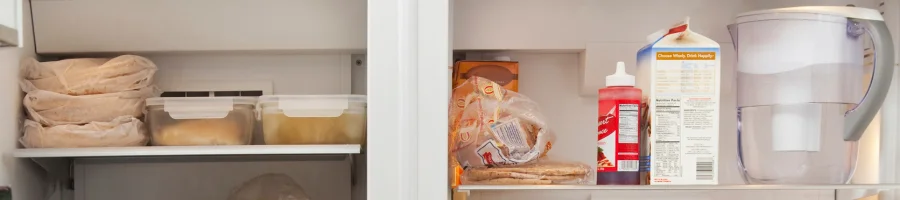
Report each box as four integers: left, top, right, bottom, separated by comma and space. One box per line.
349, 154, 357, 186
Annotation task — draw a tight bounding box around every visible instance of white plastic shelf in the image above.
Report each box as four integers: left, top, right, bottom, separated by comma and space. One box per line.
457, 184, 900, 191
14, 145, 362, 187
14, 145, 363, 192
13, 145, 361, 158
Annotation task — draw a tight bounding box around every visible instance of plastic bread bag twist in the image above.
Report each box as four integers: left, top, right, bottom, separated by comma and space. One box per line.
449, 76, 555, 169
461, 160, 592, 185
227, 173, 311, 200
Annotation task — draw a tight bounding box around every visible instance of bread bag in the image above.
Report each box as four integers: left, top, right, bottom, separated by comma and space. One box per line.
20, 55, 157, 95
21, 116, 148, 148
23, 87, 158, 126
449, 77, 555, 168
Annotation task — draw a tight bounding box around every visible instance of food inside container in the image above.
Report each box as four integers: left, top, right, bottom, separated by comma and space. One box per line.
145, 97, 256, 146
258, 95, 366, 145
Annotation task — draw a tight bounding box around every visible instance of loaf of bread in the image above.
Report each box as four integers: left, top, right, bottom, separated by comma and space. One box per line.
21, 116, 148, 148
24, 87, 158, 126
20, 55, 158, 95
153, 118, 249, 146
449, 77, 555, 168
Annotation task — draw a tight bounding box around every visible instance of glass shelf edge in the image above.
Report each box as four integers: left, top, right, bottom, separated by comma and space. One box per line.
457, 184, 900, 191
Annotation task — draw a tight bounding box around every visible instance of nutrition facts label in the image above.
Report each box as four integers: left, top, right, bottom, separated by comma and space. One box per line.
654, 98, 681, 142
650, 51, 719, 184
618, 104, 639, 144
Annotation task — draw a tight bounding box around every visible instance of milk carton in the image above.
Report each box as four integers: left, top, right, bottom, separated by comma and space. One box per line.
636, 18, 720, 185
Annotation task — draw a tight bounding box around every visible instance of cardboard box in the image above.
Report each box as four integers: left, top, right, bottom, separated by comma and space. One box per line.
452, 61, 519, 92
637, 19, 720, 185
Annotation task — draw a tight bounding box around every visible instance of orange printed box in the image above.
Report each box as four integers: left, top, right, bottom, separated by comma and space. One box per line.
452, 61, 519, 92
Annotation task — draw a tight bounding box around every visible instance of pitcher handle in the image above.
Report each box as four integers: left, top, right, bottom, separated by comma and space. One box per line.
845, 19, 895, 141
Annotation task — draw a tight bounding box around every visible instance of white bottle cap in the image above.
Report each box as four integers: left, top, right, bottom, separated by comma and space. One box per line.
606, 62, 635, 87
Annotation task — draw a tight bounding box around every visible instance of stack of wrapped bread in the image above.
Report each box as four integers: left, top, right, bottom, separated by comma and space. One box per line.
20, 55, 159, 148
449, 77, 590, 185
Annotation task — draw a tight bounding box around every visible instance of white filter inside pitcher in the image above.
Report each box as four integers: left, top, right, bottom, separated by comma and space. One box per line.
771, 104, 821, 151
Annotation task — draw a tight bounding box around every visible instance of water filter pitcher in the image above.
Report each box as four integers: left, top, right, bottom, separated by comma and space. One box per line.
730, 6, 894, 184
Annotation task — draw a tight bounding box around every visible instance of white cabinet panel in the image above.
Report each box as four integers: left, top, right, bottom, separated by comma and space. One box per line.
76, 160, 352, 200
0, 0, 14, 29
0, 0, 17, 46
31, 0, 366, 53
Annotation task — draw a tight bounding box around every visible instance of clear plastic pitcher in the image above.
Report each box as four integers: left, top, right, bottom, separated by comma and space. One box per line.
730, 6, 894, 184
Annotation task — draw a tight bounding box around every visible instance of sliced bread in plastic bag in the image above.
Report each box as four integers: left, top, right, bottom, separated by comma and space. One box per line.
450, 76, 555, 168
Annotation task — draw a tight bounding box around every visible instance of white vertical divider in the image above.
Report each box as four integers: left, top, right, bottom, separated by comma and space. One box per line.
367, 0, 414, 199
418, 0, 450, 200
368, 0, 450, 199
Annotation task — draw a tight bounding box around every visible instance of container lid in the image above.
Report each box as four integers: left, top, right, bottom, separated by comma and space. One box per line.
736, 6, 883, 23
146, 97, 257, 119
258, 95, 366, 117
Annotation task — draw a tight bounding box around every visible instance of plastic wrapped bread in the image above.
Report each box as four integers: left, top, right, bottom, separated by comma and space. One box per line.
462, 161, 592, 185
21, 116, 148, 148
449, 77, 555, 168
23, 87, 158, 126
20, 55, 157, 95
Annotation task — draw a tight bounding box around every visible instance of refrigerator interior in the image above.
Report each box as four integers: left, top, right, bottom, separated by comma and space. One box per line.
2, 0, 900, 200
451, 0, 897, 199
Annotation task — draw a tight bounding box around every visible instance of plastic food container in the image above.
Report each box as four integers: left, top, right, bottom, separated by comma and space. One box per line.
145, 97, 256, 146
258, 95, 366, 145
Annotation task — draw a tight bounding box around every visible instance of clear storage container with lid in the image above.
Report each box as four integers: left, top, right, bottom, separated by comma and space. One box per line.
257, 95, 366, 145
145, 97, 257, 146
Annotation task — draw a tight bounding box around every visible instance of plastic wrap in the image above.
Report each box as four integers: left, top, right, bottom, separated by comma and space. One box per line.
462, 160, 592, 185
23, 87, 158, 126
228, 173, 311, 200
21, 116, 148, 148
449, 76, 555, 168
20, 55, 157, 95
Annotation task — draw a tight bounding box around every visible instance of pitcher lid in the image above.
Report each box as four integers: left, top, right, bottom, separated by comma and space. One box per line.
737, 6, 883, 23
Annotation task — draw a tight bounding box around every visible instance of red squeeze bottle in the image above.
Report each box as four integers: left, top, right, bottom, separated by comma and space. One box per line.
597, 61, 642, 185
